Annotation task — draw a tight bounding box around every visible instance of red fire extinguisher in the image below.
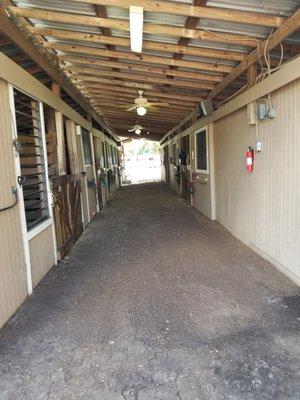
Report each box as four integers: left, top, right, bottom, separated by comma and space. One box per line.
246, 146, 254, 172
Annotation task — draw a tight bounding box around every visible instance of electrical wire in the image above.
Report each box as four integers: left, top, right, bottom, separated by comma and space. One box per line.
216, 83, 248, 107
199, 26, 262, 46
0, 189, 18, 213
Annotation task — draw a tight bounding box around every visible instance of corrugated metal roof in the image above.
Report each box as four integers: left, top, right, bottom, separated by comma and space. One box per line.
15, 0, 96, 15
12, 0, 300, 49
208, 0, 300, 15
8, 0, 300, 137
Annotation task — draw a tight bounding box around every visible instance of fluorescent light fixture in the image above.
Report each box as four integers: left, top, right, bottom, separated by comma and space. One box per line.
137, 106, 147, 116
130, 5, 143, 53
135, 128, 141, 135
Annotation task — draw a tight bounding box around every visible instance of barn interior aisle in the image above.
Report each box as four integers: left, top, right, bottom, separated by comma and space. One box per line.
0, 183, 298, 400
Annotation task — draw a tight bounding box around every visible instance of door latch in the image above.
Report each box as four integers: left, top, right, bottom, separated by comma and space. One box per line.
17, 176, 26, 187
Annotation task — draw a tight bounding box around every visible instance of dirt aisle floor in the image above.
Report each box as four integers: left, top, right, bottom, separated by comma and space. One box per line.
0, 182, 299, 400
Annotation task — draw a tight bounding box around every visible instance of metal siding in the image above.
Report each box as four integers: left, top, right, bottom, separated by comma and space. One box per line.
29, 225, 55, 288
11, 0, 300, 59
208, 0, 300, 15
213, 79, 300, 281
0, 79, 28, 329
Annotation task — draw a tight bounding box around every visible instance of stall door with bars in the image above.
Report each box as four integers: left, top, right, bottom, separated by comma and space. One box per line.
93, 137, 104, 210
181, 134, 191, 203
81, 128, 97, 219
164, 145, 170, 184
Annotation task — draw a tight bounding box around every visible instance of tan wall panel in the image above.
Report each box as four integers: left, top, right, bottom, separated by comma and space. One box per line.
213, 80, 300, 283
0, 79, 28, 328
29, 226, 55, 288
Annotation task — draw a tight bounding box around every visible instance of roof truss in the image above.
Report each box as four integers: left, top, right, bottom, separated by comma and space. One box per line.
1, 1, 299, 139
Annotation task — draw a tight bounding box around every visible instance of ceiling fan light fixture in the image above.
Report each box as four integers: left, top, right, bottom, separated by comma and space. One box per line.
137, 106, 147, 116
130, 5, 143, 53
135, 128, 141, 135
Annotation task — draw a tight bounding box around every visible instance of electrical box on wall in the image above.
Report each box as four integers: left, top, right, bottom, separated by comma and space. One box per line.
200, 99, 214, 116
257, 102, 276, 120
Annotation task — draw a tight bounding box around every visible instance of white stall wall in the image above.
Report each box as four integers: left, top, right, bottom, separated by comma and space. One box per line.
0, 79, 28, 328
29, 225, 56, 288
213, 80, 300, 284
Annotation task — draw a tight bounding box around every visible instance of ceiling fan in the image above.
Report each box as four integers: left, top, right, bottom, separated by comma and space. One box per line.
122, 90, 169, 116
128, 122, 144, 135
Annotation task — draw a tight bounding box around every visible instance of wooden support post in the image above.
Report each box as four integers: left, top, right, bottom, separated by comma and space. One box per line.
51, 83, 66, 175
51, 82, 61, 97
247, 64, 257, 87
43, 105, 59, 176
65, 119, 80, 174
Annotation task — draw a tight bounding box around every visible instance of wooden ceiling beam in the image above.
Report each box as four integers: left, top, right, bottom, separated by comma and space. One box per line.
29, 26, 246, 62
45, 42, 232, 74
94, 4, 119, 73
0, 6, 116, 137
208, 8, 300, 99
112, 122, 172, 130
82, 86, 208, 100
171, 0, 208, 63
111, 126, 171, 132
79, 84, 203, 102
70, 0, 285, 28
167, 0, 207, 87
60, 56, 223, 83
9, 7, 259, 47
75, 76, 208, 96
90, 99, 193, 112
110, 124, 172, 131
116, 131, 167, 138
89, 95, 195, 109
101, 120, 177, 127
92, 98, 190, 110
0, 37, 10, 47
86, 90, 194, 103
119, 133, 163, 141
66, 67, 216, 90
99, 109, 183, 118
98, 111, 180, 121
93, 106, 189, 118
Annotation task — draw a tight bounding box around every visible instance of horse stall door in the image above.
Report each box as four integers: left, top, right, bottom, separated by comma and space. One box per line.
75, 126, 90, 226
164, 145, 170, 184
93, 137, 103, 211
52, 175, 83, 259
81, 129, 97, 219
180, 135, 191, 203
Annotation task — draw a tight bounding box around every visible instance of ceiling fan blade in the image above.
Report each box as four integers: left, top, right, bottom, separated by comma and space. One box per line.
127, 105, 138, 112
116, 104, 135, 109
147, 102, 169, 107
147, 105, 159, 111
128, 128, 135, 132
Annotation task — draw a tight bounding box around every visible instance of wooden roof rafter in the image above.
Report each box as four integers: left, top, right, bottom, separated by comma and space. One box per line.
28, 27, 246, 62
67, 0, 286, 28
0, 5, 119, 141
9, 7, 261, 47
3, 1, 300, 139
